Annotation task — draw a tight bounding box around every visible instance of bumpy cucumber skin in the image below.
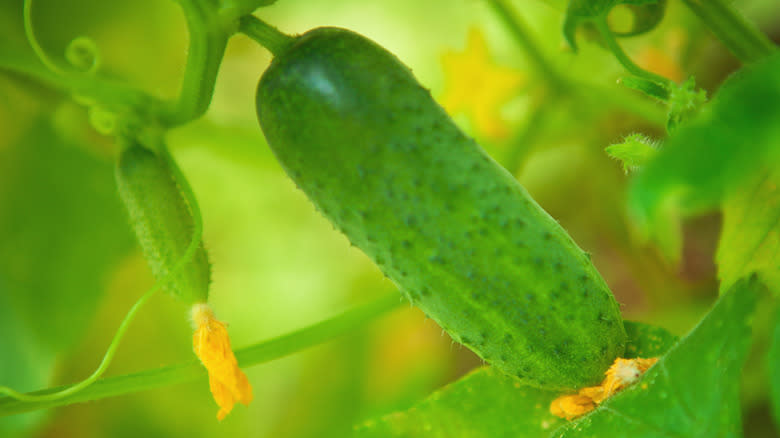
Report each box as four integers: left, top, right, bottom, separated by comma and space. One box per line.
116, 143, 210, 303
256, 27, 625, 389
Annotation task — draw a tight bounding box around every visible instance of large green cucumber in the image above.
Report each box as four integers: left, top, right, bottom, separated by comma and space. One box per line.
255, 27, 625, 389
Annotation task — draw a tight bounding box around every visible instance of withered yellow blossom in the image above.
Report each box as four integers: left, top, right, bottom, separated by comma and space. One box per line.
550, 357, 658, 420
192, 303, 253, 420
440, 28, 525, 139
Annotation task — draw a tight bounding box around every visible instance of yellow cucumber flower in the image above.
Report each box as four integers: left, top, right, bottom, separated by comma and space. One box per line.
192, 303, 253, 420
440, 28, 525, 140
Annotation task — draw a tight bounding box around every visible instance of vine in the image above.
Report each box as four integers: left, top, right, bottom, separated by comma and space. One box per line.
0, 0, 777, 430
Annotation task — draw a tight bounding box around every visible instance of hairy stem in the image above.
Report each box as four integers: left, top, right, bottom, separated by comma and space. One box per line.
238, 15, 295, 57
162, 0, 230, 126
0, 292, 402, 417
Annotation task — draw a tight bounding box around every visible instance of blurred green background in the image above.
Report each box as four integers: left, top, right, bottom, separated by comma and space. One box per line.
1, 0, 778, 436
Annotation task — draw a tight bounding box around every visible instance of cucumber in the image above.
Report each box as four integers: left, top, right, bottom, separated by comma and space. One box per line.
115, 140, 210, 304
255, 27, 625, 389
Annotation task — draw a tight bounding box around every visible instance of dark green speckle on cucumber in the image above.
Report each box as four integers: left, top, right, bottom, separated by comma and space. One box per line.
255, 27, 625, 390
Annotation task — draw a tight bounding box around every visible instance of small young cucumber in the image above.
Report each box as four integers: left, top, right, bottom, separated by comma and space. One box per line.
256, 27, 626, 389
115, 140, 210, 304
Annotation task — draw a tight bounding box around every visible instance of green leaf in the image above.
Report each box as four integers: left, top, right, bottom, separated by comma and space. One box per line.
666, 77, 707, 132
605, 133, 659, 174
717, 169, 780, 295
623, 320, 678, 358
619, 76, 670, 101
355, 367, 564, 438
562, 0, 661, 51
628, 52, 780, 262
355, 278, 757, 438
0, 119, 134, 352
552, 276, 760, 437
354, 321, 676, 438
0, 117, 134, 434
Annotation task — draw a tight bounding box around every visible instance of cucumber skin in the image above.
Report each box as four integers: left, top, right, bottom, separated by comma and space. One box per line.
256, 27, 625, 389
116, 143, 210, 304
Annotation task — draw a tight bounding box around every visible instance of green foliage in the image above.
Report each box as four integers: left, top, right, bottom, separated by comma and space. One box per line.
354, 367, 564, 438
0, 120, 133, 352
356, 271, 759, 438
0, 0, 778, 436
0, 119, 133, 434
553, 277, 760, 437
622, 320, 677, 357
629, 52, 780, 263
355, 321, 676, 437
718, 170, 780, 296
619, 76, 669, 100
666, 77, 707, 132
605, 133, 658, 174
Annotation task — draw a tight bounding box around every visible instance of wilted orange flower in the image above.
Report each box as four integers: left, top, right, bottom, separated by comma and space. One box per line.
550, 357, 658, 420
192, 303, 253, 420
549, 393, 595, 420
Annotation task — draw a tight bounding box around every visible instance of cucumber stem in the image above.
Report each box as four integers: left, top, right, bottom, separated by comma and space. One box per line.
163, 0, 230, 126
239, 15, 295, 57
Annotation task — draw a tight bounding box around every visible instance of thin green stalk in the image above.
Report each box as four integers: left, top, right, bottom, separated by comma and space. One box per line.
485, 0, 568, 92
238, 15, 295, 57
595, 19, 673, 89
23, 0, 66, 75
681, 0, 776, 64
0, 287, 157, 402
0, 292, 402, 417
